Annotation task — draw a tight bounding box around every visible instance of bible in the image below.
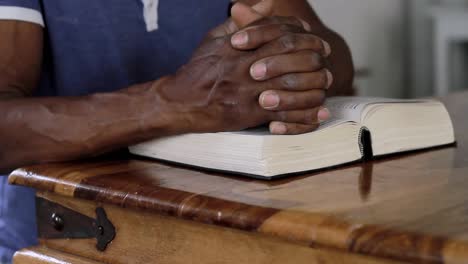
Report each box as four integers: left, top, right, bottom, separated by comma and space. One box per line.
129, 97, 455, 179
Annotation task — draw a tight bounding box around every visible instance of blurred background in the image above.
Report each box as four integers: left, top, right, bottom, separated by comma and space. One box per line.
310, 0, 468, 98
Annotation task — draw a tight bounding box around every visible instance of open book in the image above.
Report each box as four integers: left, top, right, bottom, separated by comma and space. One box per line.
129, 97, 455, 179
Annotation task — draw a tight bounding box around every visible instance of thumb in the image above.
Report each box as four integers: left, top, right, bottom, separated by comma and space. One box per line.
250, 0, 275, 16
231, 2, 264, 29
207, 1, 273, 38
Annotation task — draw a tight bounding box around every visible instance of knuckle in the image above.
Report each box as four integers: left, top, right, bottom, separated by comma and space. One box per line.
279, 34, 297, 52
315, 91, 327, 105
315, 71, 328, 88
277, 111, 288, 122
309, 52, 324, 69
304, 110, 316, 124
214, 36, 229, 49
304, 91, 325, 107
238, 53, 253, 66
244, 49, 262, 65
280, 74, 298, 90
279, 24, 292, 33
219, 58, 238, 76
284, 93, 298, 107
310, 36, 323, 49
270, 16, 282, 24
287, 16, 302, 26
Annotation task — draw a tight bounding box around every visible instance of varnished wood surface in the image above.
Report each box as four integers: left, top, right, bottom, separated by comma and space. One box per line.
9, 92, 468, 264
13, 246, 102, 264
37, 192, 406, 264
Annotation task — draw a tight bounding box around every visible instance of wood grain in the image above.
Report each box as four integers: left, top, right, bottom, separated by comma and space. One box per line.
37, 192, 406, 264
9, 91, 468, 263
13, 246, 102, 264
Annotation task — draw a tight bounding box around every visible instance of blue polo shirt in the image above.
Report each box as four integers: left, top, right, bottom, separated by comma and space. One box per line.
0, 1, 230, 262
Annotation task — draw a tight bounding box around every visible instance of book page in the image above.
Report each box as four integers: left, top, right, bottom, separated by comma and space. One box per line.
325, 97, 370, 122
223, 97, 435, 136
226, 118, 350, 136
325, 97, 431, 122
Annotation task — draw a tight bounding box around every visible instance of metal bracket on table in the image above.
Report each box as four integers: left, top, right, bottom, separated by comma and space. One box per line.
36, 197, 116, 251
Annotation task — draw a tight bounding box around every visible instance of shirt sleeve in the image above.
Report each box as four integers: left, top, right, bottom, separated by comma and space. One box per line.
0, 0, 44, 27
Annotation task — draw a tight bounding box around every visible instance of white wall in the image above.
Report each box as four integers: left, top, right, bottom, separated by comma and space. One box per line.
309, 0, 406, 97
409, 0, 468, 97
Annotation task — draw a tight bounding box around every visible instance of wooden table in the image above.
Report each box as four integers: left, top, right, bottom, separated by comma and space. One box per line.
9, 92, 468, 264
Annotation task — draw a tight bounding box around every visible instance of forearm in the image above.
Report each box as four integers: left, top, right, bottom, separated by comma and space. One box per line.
0, 78, 181, 171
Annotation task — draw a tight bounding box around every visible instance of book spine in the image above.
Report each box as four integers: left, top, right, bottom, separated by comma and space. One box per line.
359, 127, 374, 160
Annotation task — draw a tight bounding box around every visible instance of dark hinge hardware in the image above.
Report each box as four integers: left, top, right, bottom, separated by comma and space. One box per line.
36, 196, 116, 251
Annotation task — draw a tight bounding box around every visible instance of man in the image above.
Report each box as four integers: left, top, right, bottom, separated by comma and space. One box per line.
0, 0, 353, 261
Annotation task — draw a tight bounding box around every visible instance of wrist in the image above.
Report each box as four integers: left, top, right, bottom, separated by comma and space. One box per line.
140, 76, 193, 137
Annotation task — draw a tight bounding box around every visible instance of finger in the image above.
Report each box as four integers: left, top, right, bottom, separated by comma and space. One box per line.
232, 23, 306, 50
269, 121, 321, 135
208, 19, 239, 39
245, 16, 308, 31
251, 0, 275, 16
271, 107, 330, 124
231, 17, 312, 51
231, 2, 264, 29
247, 32, 331, 59
250, 50, 325, 81
262, 70, 333, 92
208, 0, 268, 38
259, 89, 326, 111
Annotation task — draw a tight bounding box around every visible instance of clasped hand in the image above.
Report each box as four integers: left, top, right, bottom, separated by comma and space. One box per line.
158, 1, 332, 135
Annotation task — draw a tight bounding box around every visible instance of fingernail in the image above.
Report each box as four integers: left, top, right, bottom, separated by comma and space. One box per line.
231, 32, 248, 47
323, 40, 331, 57
250, 63, 267, 80
301, 20, 312, 32
318, 107, 330, 122
271, 122, 287, 135
325, 70, 333, 89
260, 92, 280, 109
